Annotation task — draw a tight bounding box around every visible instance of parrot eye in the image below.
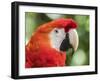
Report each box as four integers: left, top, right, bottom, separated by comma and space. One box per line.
55, 30, 59, 33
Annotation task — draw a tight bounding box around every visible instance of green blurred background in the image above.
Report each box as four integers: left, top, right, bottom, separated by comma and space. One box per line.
25, 12, 89, 66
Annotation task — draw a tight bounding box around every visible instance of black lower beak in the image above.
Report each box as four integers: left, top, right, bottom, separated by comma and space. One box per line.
60, 33, 74, 54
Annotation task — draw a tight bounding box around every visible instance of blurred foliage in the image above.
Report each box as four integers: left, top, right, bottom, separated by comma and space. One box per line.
25, 12, 89, 66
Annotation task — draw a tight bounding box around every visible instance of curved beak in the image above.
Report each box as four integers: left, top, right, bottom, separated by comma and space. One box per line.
60, 29, 79, 54
68, 29, 79, 52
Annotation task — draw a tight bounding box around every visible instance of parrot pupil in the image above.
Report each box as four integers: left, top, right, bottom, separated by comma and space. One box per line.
55, 30, 58, 33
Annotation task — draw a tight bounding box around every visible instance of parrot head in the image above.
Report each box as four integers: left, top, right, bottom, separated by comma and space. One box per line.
33, 18, 79, 54
26, 18, 79, 67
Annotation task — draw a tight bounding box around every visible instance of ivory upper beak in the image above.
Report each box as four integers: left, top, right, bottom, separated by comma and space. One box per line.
68, 29, 79, 51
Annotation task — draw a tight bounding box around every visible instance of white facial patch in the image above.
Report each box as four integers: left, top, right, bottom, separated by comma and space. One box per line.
49, 28, 66, 51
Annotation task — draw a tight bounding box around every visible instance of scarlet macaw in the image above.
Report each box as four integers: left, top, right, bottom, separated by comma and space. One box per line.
25, 18, 79, 68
